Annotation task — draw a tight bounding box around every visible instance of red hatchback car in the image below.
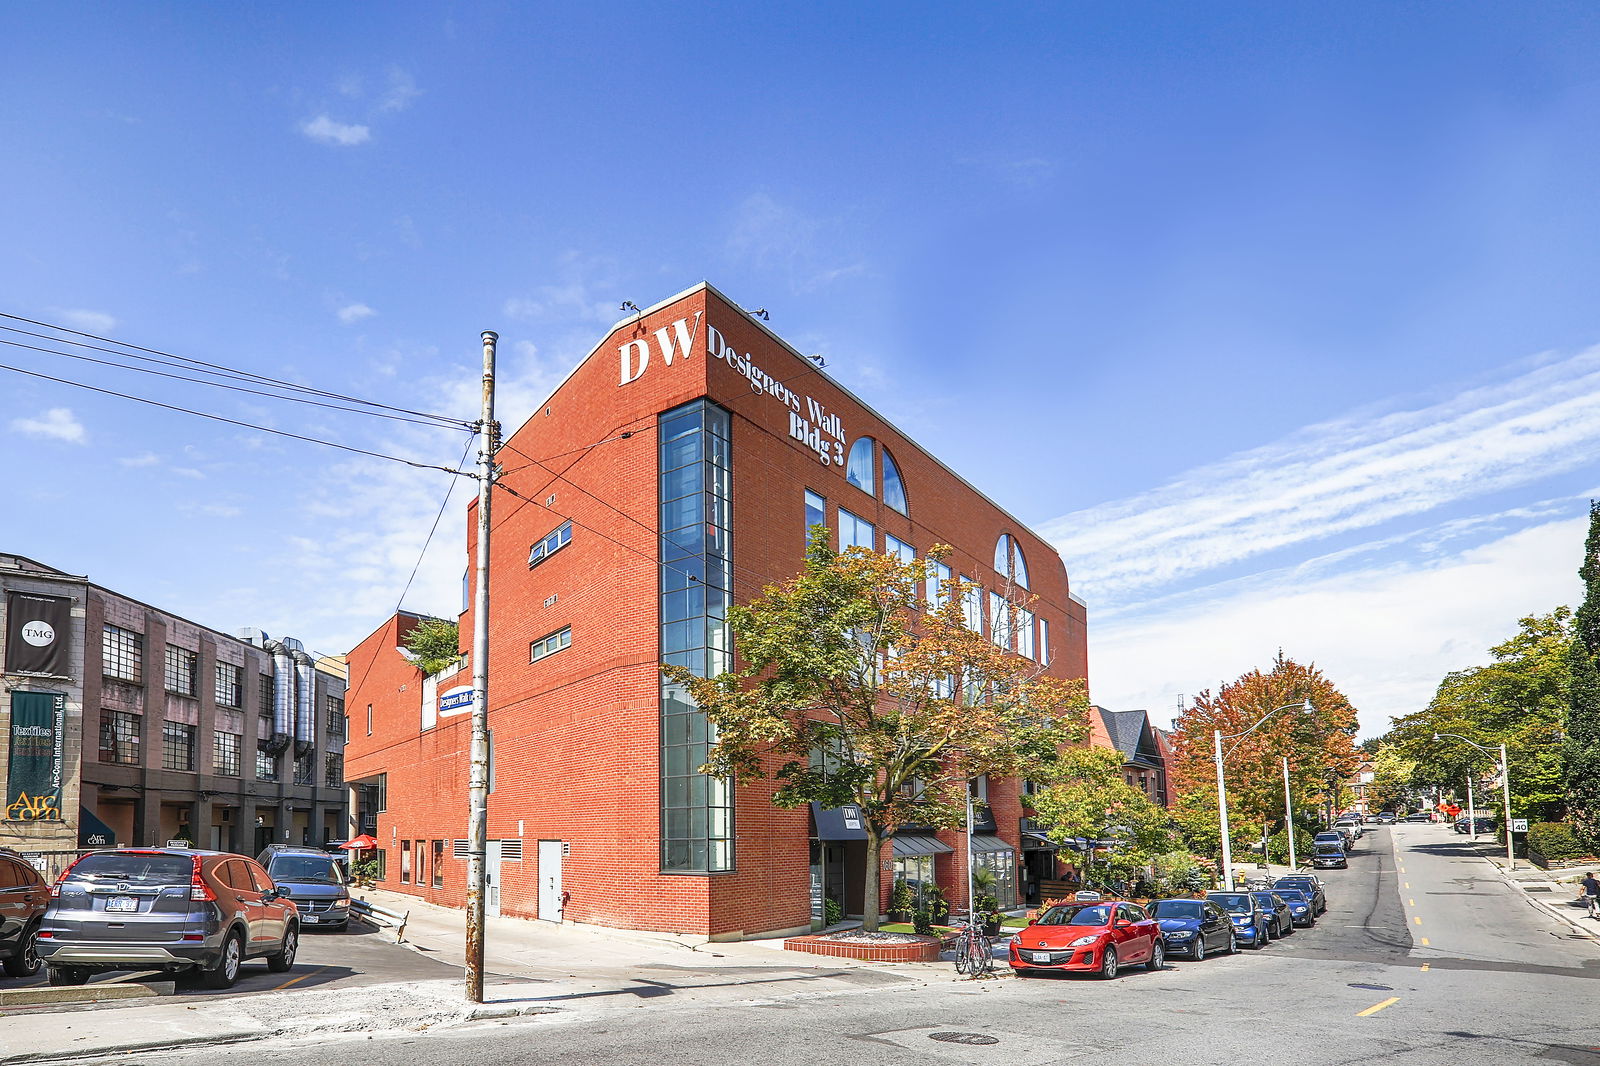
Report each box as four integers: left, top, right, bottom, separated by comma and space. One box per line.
1009, 900, 1164, 979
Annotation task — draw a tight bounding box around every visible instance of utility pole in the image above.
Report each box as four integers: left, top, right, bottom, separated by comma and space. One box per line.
1283, 756, 1297, 870
465, 330, 499, 1004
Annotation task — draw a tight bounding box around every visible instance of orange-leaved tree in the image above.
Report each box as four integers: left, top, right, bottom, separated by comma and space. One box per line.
664, 528, 1088, 931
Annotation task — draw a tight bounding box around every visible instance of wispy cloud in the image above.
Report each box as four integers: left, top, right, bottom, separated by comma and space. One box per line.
11, 407, 86, 443
1045, 346, 1600, 601
54, 309, 116, 333
378, 68, 421, 113
337, 302, 377, 325
118, 451, 160, 467
300, 114, 371, 146
725, 192, 867, 293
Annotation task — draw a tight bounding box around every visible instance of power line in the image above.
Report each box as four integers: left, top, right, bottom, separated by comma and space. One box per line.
0, 333, 472, 432
0, 360, 475, 478
0, 311, 474, 428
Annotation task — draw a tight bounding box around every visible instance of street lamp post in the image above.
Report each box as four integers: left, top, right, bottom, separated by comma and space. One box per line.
1283, 756, 1297, 870
1213, 700, 1314, 891
1434, 733, 1515, 872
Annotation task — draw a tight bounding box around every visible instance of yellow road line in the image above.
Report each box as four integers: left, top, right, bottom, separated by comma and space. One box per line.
1413, 916, 1422, 925
272, 966, 328, 991
1358, 996, 1401, 1017
1420, 937, 1430, 946
1408, 898, 1415, 907
1420, 963, 1430, 971
1404, 882, 1410, 890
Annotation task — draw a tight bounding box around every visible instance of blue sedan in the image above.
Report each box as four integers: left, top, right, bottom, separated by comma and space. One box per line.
1206, 892, 1273, 948
1273, 888, 1317, 928
1147, 898, 1237, 960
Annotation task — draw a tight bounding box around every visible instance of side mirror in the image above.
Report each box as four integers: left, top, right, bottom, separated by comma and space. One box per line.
1027, 917, 1038, 926
1113, 917, 1130, 929
260, 888, 280, 903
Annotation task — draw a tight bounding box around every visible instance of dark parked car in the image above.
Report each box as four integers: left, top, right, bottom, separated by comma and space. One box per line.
1272, 888, 1317, 927
258, 846, 351, 931
1273, 875, 1327, 916
1402, 811, 1435, 823
1010, 901, 1164, 979
38, 848, 298, 988
1250, 891, 1294, 938
0, 849, 48, 979
1312, 843, 1348, 870
1148, 898, 1236, 960
1206, 892, 1272, 949
1454, 816, 1497, 835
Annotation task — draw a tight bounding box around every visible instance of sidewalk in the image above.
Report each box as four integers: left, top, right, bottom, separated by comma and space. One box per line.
1467, 841, 1599, 940
0, 889, 938, 1064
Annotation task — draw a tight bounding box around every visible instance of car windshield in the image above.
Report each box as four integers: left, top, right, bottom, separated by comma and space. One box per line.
1149, 901, 1204, 920
1314, 844, 1343, 854
1036, 904, 1112, 927
1276, 890, 1308, 903
267, 856, 346, 885
67, 853, 192, 883
1274, 879, 1311, 889
1210, 894, 1252, 915
1250, 893, 1279, 905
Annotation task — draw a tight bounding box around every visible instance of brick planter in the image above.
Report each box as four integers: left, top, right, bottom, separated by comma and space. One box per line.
783, 934, 944, 963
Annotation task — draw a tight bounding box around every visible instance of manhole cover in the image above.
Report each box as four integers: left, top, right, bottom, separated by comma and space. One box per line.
1348, 983, 1393, 991
930, 1032, 1000, 1046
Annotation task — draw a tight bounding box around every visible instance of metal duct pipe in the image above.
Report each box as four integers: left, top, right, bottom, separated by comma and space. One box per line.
292, 647, 315, 759
264, 639, 294, 755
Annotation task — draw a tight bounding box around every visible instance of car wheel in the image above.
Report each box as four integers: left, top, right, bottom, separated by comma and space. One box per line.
267, 923, 298, 973
1226, 931, 1238, 955
3, 928, 41, 978
1146, 941, 1164, 971
1192, 937, 1206, 962
202, 930, 244, 989
47, 965, 89, 986
1098, 946, 1119, 980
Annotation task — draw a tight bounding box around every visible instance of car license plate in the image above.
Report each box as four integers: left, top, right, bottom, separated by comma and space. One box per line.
1031, 951, 1051, 963
107, 896, 137, 912
303, 915, 318, 923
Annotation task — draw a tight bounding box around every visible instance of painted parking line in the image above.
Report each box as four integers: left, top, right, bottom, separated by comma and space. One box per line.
1358, 996, 1401, 1017
272, 966, 329, 991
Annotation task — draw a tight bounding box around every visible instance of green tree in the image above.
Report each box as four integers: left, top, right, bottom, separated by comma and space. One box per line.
402, 617, 461, 676
1026, 746, 1175, 888
665, 529, 1087, 931
1365, 746, 1414, 814
1567, 500, 1600, 850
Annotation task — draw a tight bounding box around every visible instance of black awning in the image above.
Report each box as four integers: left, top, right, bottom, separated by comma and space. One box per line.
811, 802, 868, 841
891, 835, 954, 857
1021, 832, 1057, 850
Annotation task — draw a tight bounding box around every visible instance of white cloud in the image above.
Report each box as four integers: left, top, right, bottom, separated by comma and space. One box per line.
378, 68, 421, 113
1045, 346, 1600, 599
55, 309, 116, 333
300, 115, 371, 146
337, 303, 377, 325
10, 407, 86, 444
502, 283, 614, 325
118, 451, 160, 467
171, 467, 205, 480
1088, 514, 1589, 739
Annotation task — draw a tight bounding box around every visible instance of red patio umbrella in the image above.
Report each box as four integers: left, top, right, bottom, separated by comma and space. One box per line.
340, 834, 379, 850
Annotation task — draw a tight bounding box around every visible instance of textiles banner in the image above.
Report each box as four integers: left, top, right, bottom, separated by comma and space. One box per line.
6, 691, 66, 821
4, 592, 73, 676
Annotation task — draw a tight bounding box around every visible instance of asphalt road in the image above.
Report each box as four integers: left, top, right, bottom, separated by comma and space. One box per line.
60, 823, 1600, 1065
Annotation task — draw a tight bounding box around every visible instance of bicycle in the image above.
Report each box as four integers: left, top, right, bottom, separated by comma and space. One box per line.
952, 914, 993, 976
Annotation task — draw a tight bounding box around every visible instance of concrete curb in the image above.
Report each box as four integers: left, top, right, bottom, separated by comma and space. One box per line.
0, 982, 157, 1007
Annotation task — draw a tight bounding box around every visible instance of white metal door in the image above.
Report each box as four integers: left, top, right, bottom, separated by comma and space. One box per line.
538, 840, 563, 922
486, 841, 502, 917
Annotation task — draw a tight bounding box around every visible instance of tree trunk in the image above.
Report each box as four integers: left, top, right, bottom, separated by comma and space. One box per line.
862, 828, 882, 932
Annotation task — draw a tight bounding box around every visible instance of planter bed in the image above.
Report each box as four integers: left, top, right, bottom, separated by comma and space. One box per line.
784, 931, 945, 963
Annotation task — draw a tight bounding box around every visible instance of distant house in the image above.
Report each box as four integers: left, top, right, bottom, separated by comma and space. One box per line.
1089, 706, 1170, 808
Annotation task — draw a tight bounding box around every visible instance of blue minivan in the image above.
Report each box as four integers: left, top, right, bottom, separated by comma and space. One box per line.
257, 847, 351, 931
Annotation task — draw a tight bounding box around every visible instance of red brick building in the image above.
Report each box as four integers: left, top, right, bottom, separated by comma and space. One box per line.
343, 283, 1088, 939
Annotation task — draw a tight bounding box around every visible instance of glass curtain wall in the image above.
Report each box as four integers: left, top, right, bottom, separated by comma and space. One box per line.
659, 401, 735, 873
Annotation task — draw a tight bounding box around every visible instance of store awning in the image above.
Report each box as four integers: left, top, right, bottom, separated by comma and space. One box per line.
970, 835, 1014, 854
810, 803, 868, 841
1021, 832, 1057, 850
891, 835, 953, 857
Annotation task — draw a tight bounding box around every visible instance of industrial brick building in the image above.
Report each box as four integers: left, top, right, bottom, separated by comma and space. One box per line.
0, 553, 349, 869
343, 283, 1088, 939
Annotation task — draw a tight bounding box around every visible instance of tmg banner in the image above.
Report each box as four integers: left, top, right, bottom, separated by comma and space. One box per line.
6, 690, 66, 821
4, 591, 73, 675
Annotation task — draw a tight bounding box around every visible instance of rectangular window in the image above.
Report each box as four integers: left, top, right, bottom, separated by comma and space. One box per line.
162, 721, 195, 771
400, 840, 411, 884
432, 840, 444, 887
804, 490, 826, 547
325, 752, 343, 788
989, 592, 1010, 649
293, 755, 313, 786
1016, 607, 1035, 659
214, 731, 241, 776
102, 624, 143, 683
256, 745, 277, 781
962, 579, 982, 632
366, 703, 372, 736
527, 520, 573, 568
414, 839, 425, 886
375, 773, 387, 812
530, 626, 572, 662
326, 696, 346, 738
1039, 617, 1051, 666
215, 662, 242, 707
258, 674, 273, 715
838, 508, 875, 552
885, 533, 914, 566
99, 710, 140, 764
929, 561, 951, 611
164, 646, 198, 696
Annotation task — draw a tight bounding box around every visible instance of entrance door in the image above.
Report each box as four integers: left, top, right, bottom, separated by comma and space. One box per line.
485, 841, 502, 917
538, 840, 563, 922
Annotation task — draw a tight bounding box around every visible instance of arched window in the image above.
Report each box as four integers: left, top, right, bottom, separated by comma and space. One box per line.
881, 446, 908, 515
994, 533, 1030, 589
846, 438, 875, 494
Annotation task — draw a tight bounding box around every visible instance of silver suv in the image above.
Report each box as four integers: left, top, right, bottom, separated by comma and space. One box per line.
38, 848, 298, 988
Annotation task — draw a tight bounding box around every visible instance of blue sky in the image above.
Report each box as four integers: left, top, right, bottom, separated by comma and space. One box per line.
3, 3, 1597, 737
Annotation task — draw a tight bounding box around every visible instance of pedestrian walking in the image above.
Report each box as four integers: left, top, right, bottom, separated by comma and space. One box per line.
1580, 872, 1600, 919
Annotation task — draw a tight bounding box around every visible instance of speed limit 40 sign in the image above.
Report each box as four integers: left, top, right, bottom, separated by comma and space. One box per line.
1510, 818, 1529, 833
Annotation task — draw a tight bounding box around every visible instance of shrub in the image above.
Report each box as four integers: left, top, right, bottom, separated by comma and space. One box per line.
912, 907, 933, 936
1528, 822, 1586, 861
924, 884, 950, 924
889, 878, 915, 923
824, 896, 844, 927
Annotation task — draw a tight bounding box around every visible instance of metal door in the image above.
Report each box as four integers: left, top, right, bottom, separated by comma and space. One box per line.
485, 841, 502, 917
538, 840, 563, 922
